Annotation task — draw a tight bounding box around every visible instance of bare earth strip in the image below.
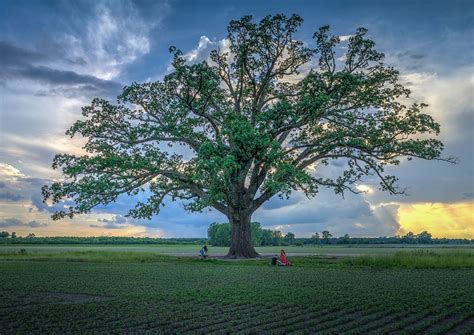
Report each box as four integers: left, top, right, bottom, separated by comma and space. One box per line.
161, 252, 362, 258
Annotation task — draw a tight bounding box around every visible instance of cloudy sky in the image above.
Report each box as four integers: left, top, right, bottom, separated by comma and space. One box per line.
0, 0, 473, 238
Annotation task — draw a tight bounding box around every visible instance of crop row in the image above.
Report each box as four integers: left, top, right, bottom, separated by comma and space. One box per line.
2, 297, 472, 334
1, 260, 473, 334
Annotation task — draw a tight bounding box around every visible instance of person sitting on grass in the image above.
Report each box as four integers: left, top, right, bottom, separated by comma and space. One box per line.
280, 249, 292, 266
271, 254, 278, 266
199, 245, 208, 259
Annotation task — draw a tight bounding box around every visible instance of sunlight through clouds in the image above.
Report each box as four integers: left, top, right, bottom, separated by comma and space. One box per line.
397, 202, 474, 238
356, 185, 374, 194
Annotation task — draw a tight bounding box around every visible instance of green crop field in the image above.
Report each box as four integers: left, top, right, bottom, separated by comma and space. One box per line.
1, 248, 473, 334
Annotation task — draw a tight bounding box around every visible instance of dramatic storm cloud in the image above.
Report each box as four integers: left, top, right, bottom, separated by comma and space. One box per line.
0, 0, 472, 238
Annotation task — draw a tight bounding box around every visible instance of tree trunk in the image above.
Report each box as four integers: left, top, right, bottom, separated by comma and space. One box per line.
226, 211, 260, 258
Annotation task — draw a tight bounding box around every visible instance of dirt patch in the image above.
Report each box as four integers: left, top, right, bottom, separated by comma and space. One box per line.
163, 252, 362, 259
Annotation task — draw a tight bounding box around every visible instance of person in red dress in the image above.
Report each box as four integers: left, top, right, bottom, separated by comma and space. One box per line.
280, 249, 292, 266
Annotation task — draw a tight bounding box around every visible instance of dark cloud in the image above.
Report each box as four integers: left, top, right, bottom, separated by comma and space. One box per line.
252, 189, 402, 237
0, 42, 121, 97
15, 65, 120, 92
396, 51, 425, 60
90, 214, 129, 229
98, 215, 127, 225
0, 218, 47, 228
256, 193, 373, 226
35, 83, 121, 98
261, 193, 304, 210
0, 41, 46, 66
90, 223, 124, 230
26, 220, 47, 228
30, 193, 48, 212
392, 51, 427, 71
0, 170, 76, 215
31, 192, 76, 215
0, 169, 78, 222
0, 174, 45, 204
89, 223, 125, 229
71, 57, 87, 66
462, 192, 474, 200
1, 64, 121, 97
371, 203, 401, 235
0, 218, 22, 227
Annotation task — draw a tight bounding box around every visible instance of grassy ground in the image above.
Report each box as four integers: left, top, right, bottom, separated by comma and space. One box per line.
1, 249, 473, 269
1, 247, 473, 334
0, 243, 472, 256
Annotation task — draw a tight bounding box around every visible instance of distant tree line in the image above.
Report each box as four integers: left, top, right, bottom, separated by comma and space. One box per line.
303, 230, 472, 245
0, 234, 206, 245
0, 229, 471, 245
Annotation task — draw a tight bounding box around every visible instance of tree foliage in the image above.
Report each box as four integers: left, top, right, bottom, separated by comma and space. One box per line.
311, 232, 321, 245
285, 232, 296, 244
208, 222, 269, 247
322, 230, 333, 244
42, 15, 452, 255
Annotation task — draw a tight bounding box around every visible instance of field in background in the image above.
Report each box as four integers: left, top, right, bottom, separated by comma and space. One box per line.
1, 245, 473, 334
0, 243, 472, 256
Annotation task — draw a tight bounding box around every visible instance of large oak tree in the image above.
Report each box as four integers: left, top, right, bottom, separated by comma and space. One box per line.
43, 14, 452, 258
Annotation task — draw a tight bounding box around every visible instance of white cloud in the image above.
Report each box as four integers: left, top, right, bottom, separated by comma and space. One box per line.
163, 36, 230, 80
400, 72, 437, 86
403, 69, 473, 142
338, 35, 353, 42
187, 36, 230, 64
0, 92, 89, 179
356, 184, 374, 194
59, 3, 156, 80
253, 189, 400, 237
0, 163, 25, 181
358, 67, 474, 205
305, 163, 317, 172
184, 36, 213, 62
0, 0, 165, 184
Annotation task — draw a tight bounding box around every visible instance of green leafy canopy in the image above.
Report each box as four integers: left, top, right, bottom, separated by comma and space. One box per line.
42, 14, 454, 221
